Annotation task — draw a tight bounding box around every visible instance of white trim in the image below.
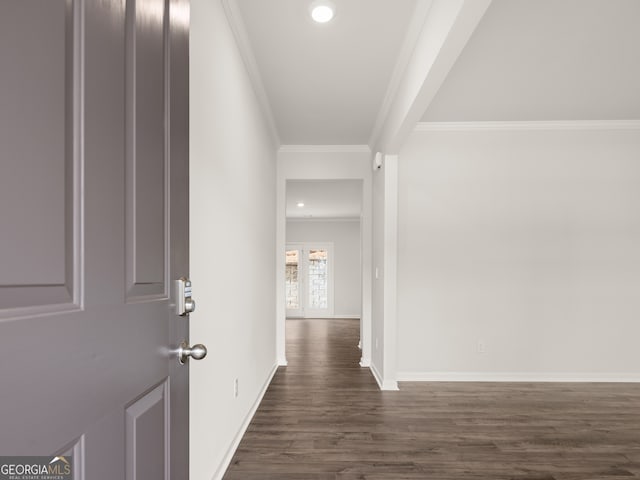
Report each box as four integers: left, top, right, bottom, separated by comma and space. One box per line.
285, 315, 360, 320
287, 216, 361, 223
221, 0, 281, 147
360, 175, 372, 378
382, 155, 399, 390
278, 144, 371, 154
359, 357, 371, 368
396, 371, 640, 383
276, 171, 287, 365
370, 362, 383, 389
370, 363, 400, 391
368, 0, 434, 148
415, 120, 640, 132
211, 363, 278, 480
277, 156, 373, 386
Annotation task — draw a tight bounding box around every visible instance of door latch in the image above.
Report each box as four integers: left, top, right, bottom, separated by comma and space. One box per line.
176, 277, 196, 316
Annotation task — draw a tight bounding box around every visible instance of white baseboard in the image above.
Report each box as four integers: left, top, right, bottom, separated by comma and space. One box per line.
359, 357, 371, 367
396, 371, 640, 383
370, 362, 399, 391
286, 315, 360, 320
370, 362, 383, 388
211, 363, 278, 480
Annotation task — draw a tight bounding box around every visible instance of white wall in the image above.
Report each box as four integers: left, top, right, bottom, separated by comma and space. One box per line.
422, 0, 640, 122
397, 123, 640, 380
277, 148, 372, 366
286, 220, 361, 318
190, 1, 277, 478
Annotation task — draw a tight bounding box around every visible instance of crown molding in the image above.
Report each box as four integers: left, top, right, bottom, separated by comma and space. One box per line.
368, 0, 434, 149
414, 120, 640, 132
222, 0, 281, 147
278, 145, 371, 154
286, 216, 361, 223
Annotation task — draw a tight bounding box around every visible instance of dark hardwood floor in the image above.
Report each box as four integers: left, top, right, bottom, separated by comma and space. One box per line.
223, 318, 640, 479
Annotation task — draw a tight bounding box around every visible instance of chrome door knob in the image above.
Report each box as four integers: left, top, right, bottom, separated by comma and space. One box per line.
178, 341, 207, 364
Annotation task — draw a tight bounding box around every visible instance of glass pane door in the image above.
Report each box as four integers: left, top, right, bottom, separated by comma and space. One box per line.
285, 248, 303, 317
285, 244, 333, 318
308, 249, 328, 309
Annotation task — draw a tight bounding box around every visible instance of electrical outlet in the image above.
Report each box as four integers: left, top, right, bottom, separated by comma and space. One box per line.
234, 378, 239, 398
477, 340, 486, 354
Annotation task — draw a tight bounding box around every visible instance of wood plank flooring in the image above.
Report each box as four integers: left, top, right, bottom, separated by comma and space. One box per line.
223, 319, 640, 479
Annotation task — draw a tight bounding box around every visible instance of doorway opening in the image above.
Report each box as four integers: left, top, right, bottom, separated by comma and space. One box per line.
284, 180, 363, 358
276, 155, 373, 369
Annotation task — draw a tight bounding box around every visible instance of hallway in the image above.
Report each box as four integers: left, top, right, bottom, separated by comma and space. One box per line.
223, 319, 640, 479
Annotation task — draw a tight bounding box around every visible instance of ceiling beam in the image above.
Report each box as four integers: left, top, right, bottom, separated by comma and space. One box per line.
368, 0, 434, 151
370, 0, 492, 155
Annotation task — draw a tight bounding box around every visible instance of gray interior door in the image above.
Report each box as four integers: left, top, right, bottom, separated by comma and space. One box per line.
0, 0, 192, 478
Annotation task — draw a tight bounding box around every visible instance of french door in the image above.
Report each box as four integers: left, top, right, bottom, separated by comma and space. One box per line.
285, 243, 334, 318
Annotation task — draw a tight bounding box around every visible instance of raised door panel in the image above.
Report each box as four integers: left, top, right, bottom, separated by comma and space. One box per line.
0, 0, 80, 313
57, 436, 86, 480
125, 381, 168, 480
125, 0, 168, 301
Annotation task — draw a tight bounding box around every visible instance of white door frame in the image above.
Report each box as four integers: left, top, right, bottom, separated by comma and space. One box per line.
286, 242, 335, 318
276, 147, 372, 368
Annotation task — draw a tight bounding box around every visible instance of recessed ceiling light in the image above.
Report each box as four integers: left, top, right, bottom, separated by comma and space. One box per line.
310, 1, 335, 23
297, 202, 305, 207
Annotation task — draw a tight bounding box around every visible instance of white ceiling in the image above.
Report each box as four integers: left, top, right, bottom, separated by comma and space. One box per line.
423, 0, 640, 122
286, 180, 362, 219
232, 0, 639, 145
235, 0, 418, 145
